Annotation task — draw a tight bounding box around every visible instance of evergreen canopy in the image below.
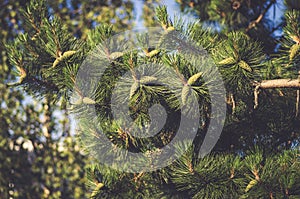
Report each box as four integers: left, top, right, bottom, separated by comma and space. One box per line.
6, 0, 300, 198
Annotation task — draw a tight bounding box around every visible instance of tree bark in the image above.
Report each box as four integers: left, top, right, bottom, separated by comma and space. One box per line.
256, 79, 300, 89
253, 78, 300, 109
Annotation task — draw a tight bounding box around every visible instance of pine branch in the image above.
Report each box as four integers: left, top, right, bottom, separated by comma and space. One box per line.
255, 78, 300, 89
253, 77, 300, 109
245, 0, 276, 32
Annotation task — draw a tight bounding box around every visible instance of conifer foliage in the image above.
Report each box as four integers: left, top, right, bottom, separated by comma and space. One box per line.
6, 0, 300, 198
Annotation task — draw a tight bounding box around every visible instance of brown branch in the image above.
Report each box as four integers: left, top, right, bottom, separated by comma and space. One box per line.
230, 93, 236, 114
253, 78, 300, 109
246, 0, 276, 32
254, 85, 260, 109
258, 79, 300, 89
70, 75, 83, 98
296, 90, 299, 116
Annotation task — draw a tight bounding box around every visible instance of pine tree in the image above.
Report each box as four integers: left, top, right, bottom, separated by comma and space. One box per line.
176, 0, 299, 55
6, 0, 300, 198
